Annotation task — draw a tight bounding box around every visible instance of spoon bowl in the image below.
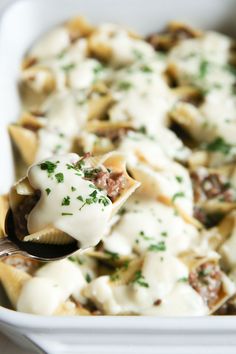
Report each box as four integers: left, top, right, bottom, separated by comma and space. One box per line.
0, 209, 78, 261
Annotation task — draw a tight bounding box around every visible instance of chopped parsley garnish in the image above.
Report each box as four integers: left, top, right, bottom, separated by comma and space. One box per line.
39, 161, 57, 174
77, 195, 84, 202
62, 196, 70, 206
139, 231, 154, 241
132, 49, 144, 60
132, 270, 149, 288
148, 241, 166, 252
172, 192, 185, 202
45, 188, 51, 196
79, 190, 110, 210
118, 81, 133, 90
141, 65, 153, 73
71, 186, 76, 192
93, 63, 104, 75
61, 63, 76, 72
161, 231, 168, 237
118, 207, 127, 216
54, 144, 62, 152
104, 250, 120, 261
83, 168, 101, 179
206, 137, 232, 155
137, 125, 147, 134
55, 172, 64, 183
199, 59, 210, 79
68, 256, 84, 265
178, 277, 188, 283
175, 176, 183, 183
61, 212, 73, 216
85, 273, 92, 283
110, 273, 120, 281
57, 50, 66, 59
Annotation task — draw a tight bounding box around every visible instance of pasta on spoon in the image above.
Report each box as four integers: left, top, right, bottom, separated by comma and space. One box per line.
9, 152, 140, 248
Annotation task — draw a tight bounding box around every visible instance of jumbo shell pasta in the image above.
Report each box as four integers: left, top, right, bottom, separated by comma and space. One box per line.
9, 152, 140, 247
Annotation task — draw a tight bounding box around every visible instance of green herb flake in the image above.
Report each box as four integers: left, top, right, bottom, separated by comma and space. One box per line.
132, 49, 144, 60
172, 192, 185, 202
178, 277, 188, 283
148, 241, 166, 252
199, 59, 210, 79
161, 231, 168, 237
57, 50, 66, 59
85, 273, 92, 283
118, 207, 127, 216
55, 172, 64, 183
71, 186, 76, 192
45, 188, 51, 196
62, 196, 70, 206
118, 81, 133, 90
141, 65, 153, 73
132, 270, 149, 288
175, 176, 183, 183
61, 212, 73, 216
104, 250, 120, 261
39, 161, 57, 174
61, 63, 76, 72
110, 273, 120, 282
137, 125, 147, 134
139, 230, 154, 241
93, 63, 104, 75
206, 137, 232, 155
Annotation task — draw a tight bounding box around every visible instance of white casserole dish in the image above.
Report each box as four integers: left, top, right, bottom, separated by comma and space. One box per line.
1, 0, 236, 352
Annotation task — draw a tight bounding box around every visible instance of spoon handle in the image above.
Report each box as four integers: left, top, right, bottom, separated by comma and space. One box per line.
0, 237, 24, 258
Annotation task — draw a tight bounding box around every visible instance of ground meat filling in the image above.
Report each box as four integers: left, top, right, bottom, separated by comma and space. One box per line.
189, 262, 223, 308
191, 171, 235, 203
84, 167, 128, 202
13, 192, 40, 240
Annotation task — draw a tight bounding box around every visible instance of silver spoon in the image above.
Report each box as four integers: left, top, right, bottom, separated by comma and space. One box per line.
0, 209, 78, 261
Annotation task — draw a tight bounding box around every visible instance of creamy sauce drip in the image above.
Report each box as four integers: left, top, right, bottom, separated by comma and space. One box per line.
27, 153, 112, 248
17, 259, 86, 315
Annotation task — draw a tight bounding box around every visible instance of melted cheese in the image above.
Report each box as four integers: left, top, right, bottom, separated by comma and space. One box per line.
109, 63, 175, 132
103, 195, 198, 256
84, 252, 203, 315
17, 259, 86, 315
27, 154, 112, 248
36, 91, 88, 161
30, 27, 70, 59
143, 283, 208, 316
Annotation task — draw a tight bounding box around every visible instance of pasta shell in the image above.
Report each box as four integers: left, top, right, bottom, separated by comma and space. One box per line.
21, 66, 56, 94
97, 152, 141, 216
181, 252, 235, 314
87, 250, 135, 267
87, 95, 115, 121
0, 261, 31, 308
19, 112, 45, 131
0, 195, 9, 237
23, 226, 74, 245
65, 16, 94, 40
10, 177, 34, 211
8, 125, 38, 165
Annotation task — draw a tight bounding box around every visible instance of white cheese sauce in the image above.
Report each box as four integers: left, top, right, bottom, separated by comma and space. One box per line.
103, 195, 198, 256
84, 252, 207, 315
27, 154, 112, 248
17, 259, 86, 315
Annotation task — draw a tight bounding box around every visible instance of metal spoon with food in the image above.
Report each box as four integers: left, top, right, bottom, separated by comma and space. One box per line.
0, 152, 139, 261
